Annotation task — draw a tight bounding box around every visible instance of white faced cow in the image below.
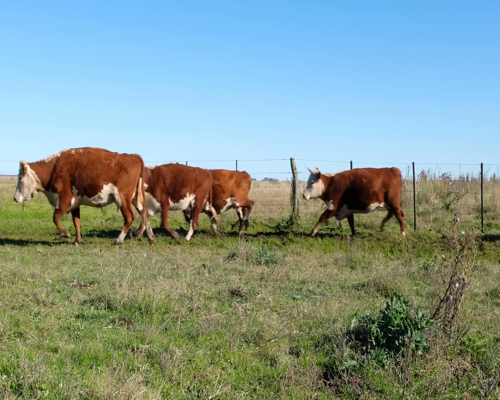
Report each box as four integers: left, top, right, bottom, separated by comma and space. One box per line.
303, 167, 405, 236
14, 147, 155, 245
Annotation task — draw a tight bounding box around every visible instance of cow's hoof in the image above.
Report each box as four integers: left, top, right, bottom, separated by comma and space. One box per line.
113, 239, 123, 245
73, 241, 81, 246
170, 232, 180, 239
59, 231, 71, 239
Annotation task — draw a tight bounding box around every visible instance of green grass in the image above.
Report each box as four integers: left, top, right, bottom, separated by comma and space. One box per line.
1, 179, 500, 399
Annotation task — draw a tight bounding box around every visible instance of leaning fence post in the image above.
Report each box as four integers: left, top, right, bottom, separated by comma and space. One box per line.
481, 162, 484, 233
290, 158, 299, 220
412, 162, 417, 231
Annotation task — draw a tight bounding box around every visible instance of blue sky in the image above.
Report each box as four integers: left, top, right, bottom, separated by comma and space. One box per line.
1, 1, 499, 179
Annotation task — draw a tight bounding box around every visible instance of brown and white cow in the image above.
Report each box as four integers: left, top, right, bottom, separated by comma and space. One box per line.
204, 169, 254, 235
14, 147, 155, 245
303, 167, 405, 236
134, 164, 213, 241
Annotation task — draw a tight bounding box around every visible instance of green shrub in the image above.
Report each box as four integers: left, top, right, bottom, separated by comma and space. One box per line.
348, 293, 433, 358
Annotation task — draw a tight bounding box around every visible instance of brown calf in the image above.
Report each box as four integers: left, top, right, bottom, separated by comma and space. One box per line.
134, 164, 213, 240
205, 169, 254, 235
14, 147, 155, 245
303, 167, 405, 236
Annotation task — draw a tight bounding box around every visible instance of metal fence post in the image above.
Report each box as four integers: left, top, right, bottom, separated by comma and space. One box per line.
481, 162, 484, 233
290, 157, 299, 220
413, 162, 417, 231
350, 160, 353, 170
236, 160, 238, 171
185, 161, 188, 166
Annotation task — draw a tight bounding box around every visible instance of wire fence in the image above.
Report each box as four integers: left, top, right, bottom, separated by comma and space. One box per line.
2, 158, 500, 234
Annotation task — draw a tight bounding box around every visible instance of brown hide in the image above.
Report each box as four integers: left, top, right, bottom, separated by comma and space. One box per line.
207, 169, 254, 234
142, 164, 213, 240
312, 167, 405, 236
209, 169, 254, 213
24, 147, 153, 245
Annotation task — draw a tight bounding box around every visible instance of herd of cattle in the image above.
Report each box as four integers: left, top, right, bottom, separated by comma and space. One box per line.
13, 147, 406, 245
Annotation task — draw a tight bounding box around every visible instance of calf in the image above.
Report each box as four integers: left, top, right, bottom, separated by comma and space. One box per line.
303, 167, 405, 236
134, 164, 213, 241
14, 147, 155, 245
205, 169, 254, 235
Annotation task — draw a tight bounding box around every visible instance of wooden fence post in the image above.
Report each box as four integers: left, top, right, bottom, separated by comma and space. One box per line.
481, 162, 484, 233
290, 158, 299, 220
412, 162, 417, 231
236, 160, 238, 171
350, 160, 353, 170
185, 161, 188, 166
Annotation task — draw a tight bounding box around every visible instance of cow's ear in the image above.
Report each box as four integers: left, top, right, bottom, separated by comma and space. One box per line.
20, 161, 28, 173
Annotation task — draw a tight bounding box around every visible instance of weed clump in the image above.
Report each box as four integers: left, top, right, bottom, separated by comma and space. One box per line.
348, 293, 433, 360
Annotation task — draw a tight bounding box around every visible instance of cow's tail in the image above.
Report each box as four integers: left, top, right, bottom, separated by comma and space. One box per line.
137, 157, 155, 244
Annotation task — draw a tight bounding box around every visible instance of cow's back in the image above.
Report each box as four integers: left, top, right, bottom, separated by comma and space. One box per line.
149, 164, 212, 203
48, 148, 143, 197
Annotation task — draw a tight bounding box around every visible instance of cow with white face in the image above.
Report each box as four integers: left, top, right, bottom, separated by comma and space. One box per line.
303, 167, 405, 237
14, 147, 155, 245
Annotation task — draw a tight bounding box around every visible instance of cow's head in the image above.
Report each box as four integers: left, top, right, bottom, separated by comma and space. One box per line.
14, 161, 40, 203
303, 167, 325, 200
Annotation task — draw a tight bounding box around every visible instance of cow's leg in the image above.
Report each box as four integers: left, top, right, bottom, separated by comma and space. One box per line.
311, 209, 336, 237
236, 207, 245, 236
347, 215, 355, 236
185, 202, 204, 241
183, 209, 191, 224
242, 200, 253, 230
380, 211, 394, 231
115, 200, 134, 245
161, 204, 180, 239
71, 207, 82, 245
393, 206, 405, 236
53, 195, 72, 239
132, 196, 155, 243
205, 205, 219, 234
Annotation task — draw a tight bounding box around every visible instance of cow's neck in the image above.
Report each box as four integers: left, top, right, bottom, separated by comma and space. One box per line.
319, 174, 333, 201
29, 159, 57, 190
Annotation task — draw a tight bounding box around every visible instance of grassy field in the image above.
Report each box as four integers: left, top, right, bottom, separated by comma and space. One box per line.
0, 177, 499, 399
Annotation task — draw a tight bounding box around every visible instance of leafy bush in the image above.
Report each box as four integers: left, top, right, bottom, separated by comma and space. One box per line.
255, 246, 280, 266
348, 293, 433, 359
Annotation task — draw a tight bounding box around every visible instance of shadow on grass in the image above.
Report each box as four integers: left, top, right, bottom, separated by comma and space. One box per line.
0, 237, 68, 246
481, 234, 500, 242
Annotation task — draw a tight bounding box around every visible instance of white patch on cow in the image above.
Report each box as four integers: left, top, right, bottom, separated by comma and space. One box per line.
185, 220, 194, 241
220, 197, 240, 214
145, 193, 162, 216
74, 183, 121, 209
43, 151, 63, 163
170, 193, 195, 211
335, 202, 386, 221
325, 200, 334, 211
303, 171, 325, 200
70, 150, 75, 154
115, 228, 127, 244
